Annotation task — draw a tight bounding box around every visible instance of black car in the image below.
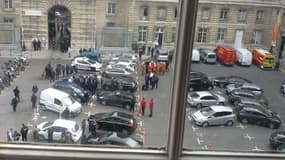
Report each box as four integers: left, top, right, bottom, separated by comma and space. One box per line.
86, 132, 142, 148
96, 90, 136, 110
188, 71, 213, 91
53, 80, 91, 103
237, 106, 281, 129
88, 111, 137, 134
228, 89, 268, 106
270, 131, 285, 150
102, 76, 138, 92
213, 75, 252, 88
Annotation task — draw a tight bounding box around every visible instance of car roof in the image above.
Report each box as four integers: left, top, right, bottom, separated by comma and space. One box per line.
242, 83, 261, 88
74, 57, 89, 61
41, 88, 69, 99
195, 91, 213, 97
232, 89, 255, 95
52, 119, 76, 129
210, 105, 233, 113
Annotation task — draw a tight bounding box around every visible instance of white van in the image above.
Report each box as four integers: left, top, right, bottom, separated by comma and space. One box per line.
156, 49, 169, 62
235, 48, 252, 66
192, 49, 200, 62
199, 48, 216, 64
39, 88, 82, 115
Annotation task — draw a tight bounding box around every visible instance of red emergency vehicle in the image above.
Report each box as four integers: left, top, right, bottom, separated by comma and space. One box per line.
214, 45, 236, 66
252, 48, 275, 69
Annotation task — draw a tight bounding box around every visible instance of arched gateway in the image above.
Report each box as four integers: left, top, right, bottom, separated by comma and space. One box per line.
48, 5, 71, 52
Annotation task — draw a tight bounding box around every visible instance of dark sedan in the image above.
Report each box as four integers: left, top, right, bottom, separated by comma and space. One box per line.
270, 131, 285, 150
213, 75, 251, 88
96, 90, 136, 110
188, 71, 213, 91
102, 77, 138, 92
86, 132, 142, 148
228, 89, 268, 106
237, 106, 281, 129
88, 111, 137, 134
53, 80, 91, 103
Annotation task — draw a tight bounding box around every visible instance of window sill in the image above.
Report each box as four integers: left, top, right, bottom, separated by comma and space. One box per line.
2, 8, 14, 12
106, 14, 116, 17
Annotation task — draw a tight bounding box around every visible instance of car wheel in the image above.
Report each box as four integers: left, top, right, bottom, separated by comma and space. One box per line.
241, 118, 248, 124
225, 120, 234, 126
38, 134, 45, 141
101, 101, 107, 105
196, 103, 202, 109
218, 102, 224, 105
202, 122, 209, 127
281, 87, 284, 94
269, 123, 276, 129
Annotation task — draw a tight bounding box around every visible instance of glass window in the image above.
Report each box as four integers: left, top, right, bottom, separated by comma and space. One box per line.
157, 7, 166, 20
107, 2, 116, 15
3, 18, 13, 23
54, 98, 62, 106
220, 9, 228, 20
139, 6, 148, 20
256, 10, 264, 22
4, 0, 12, 9
174, 7, 177, 19
238, 9, 247, 22
252, 30, 262, 44
217, 28, 226, 43
201, 8, 210, 20
197, 27, 208, 43
138, 26, 147, 42
171, 27, 176, 42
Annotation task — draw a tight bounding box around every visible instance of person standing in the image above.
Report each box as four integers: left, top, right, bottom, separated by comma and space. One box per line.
31, 93, 37, 111
11, 96, 18, 112
130, 100, 135, 113
61, 64, 66, 78
149, 98, 154, 117
20, 124, 29, 141
32, 84, 38, 94
13, 86, 20, 102
7, 128, 13, 141
140, 97, 147, 116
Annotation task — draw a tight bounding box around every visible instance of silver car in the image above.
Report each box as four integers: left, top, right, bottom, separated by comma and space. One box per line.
226, 83, 263, 96
192, 105, 235, 127
187, 91, 226, 108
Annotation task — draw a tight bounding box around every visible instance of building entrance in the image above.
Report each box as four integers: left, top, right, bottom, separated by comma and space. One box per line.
48, 5, 71, 52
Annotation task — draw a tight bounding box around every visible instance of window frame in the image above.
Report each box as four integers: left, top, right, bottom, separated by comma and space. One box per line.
252, 30, 262, 44
238, 9, 247, 22
201, 8, 210, 20
157, 6, 167, 21
139, 6, 149, 20
107, 2, 116, 15
197, 27, 208, 43
217, 28, 226, 43
256, 10, 264, 23
3, 0, 12, 9
220, 8, 229, 21
138, 26, 147, 42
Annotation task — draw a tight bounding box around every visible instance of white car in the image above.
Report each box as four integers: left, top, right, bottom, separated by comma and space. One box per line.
71, 57, 102, 71
187, 91, 226, 108
37, 119, 82, 142
107, 61, 135, 72
104, 68, 132, 76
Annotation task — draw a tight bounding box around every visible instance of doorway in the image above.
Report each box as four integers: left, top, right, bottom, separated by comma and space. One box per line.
234, 30, 244, 48
48, 5, 71, 52
155, 27, 164, 47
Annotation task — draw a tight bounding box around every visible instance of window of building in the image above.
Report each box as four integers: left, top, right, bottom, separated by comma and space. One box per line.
252, 30, 262, 44
201, 8, 210, 20
4, 0, 12, 9
157, 7, 166, 21
106, 22, 115, 27
217, 28, 226, 43
197, 27, 208, 43
238, 9, 247, 22
139, 6, 148, 20
256, 10, 264, 22
3, 17, 13, 23
174, 7, 177, 19
138, 26, 147, 42
107, 2, 116, 15
220, 9, 229, 20
171, 27, 176, 42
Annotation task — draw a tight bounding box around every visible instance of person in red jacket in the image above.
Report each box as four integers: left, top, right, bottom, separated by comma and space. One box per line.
149, 98, 154, 117
140, 97, 147, 116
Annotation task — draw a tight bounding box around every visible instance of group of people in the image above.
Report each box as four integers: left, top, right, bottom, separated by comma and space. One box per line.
139, 97, 154, 117
68, 74, 101, 95
31, 38, 42, 51
140, 61, 168, 76
43, 63, 76, 82
7, 124, 29, 142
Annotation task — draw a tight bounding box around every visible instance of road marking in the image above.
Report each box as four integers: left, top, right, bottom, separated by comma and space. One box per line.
244, 134, 255, 140
252, 146, 264, 151
41, 116, 47, 119
188, 115, 192, 121
236, 123, 246, 130
201, 145, 208, 149
197, 137, 204, 145
138, 121, 143, 127
192, 125, 198, 131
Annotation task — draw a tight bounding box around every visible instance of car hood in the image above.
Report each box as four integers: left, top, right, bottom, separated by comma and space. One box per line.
192, 111, 207, 121
215, 94, 226, 102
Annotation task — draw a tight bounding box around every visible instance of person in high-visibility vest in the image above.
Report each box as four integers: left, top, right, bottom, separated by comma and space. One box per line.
153, 62, 157, 74
148, 63, 153, 74
140, 63, 145, 75
161, 62, 166, 75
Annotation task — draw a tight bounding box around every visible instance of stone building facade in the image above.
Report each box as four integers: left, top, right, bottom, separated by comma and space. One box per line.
0, 0, 285, 55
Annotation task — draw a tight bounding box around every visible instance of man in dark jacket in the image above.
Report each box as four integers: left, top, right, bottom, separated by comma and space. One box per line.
32, 84, 38, 94
31, 93, 37, 110
13, 86, 20, 101
20, 124, 29, 141
11, 96, 18, 112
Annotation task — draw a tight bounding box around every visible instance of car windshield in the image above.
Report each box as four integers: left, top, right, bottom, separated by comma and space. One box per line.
72, 124, 80, 132
265, 58, 274, 63
208, 55, 216, 58
200, 107, 214, 117
43, 121, 54, 129
87, 59, 97, 64
190, 93, 199, 98
160, 53, 168, 56
62, 96, 75, 106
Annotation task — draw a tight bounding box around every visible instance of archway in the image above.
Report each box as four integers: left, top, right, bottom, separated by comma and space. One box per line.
48, 5, 71, 52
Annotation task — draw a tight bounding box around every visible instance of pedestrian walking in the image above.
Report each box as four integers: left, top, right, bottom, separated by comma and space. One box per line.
149, 98, 154, 117
61, 64, 66, 77
11, 96, 18, 112
32, 84, 38, 94
13, 86, 20, 101
140, 97, 147, 116
20, 123, 29, 141
31, 93, 37, 111
7, 128, 13, 141
154, 75, 159, 89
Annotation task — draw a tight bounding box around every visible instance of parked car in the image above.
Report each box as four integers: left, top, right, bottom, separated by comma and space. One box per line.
71, 57, 102, 71
53, 80, 91, 103
88, 111, 137, 134
155, 48, 169, 62
235, 100, 269, 114
39, 88, 82, 115
235, 48, 252, 66
192, 49, 200, 62
107, 61, 135, 72
187, 91, 226, 108
102, 77, 138, 92
103, 68, 132, 77
280, 82, 285, 94
270, 131, 285, 150
188, 71, 213, 91
199, 48, 216, 64
96, 91, 136, 110
192, 105, 235, 127
213, 75, 252, 88
228, 89, 268, 106
237, 106, 281, 129
226, 83, 263, 96
37, 119, 82, 142
86, 132, 142, 148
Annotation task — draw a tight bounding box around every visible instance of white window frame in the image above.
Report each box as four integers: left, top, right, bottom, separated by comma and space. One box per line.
201, 8, 210, 20
197, 27, 208, 43
107, 2, 116, 15
4, 0, 12, 9
157, 7, 166, 20
138, 26, 147, 42
252, 30, 262, 44
3, 17, 13, 23
238, 9, 247, 22
256, 10, 264, 22
220, 9, 228, 20
139, 6, 148, 20
217, 28, 226, 43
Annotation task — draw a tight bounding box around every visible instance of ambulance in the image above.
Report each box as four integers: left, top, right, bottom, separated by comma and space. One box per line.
252, 48, 275, 69
214, 45, 236, 66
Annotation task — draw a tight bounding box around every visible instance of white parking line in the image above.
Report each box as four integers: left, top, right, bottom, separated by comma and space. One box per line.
197, 137, 204, 145
244, 134, 255, 140
252, 146, 264, 151
192, 125, 198, 131
236, 123, 246, 130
